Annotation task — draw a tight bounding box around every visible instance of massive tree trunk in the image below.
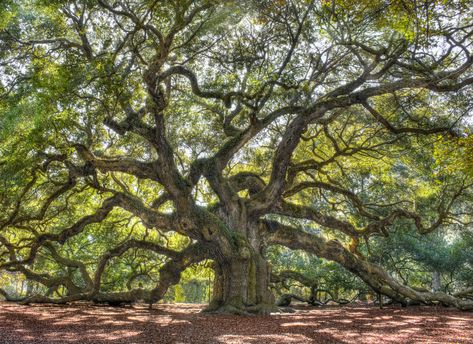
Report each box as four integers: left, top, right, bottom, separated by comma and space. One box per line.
208, 254, 274, 314
205, 219, 275, 314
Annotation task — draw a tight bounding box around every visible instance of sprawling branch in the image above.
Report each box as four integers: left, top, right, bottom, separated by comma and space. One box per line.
74, 144, 161, 182
0, 195, 119, 269
264, 221, 473, 310
159, 66, 248, 107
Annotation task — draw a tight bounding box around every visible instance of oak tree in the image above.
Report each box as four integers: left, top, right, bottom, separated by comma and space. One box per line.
1, 0, 473, 313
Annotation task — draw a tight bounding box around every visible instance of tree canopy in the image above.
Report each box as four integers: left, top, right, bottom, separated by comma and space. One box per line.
1, 0, 472, 314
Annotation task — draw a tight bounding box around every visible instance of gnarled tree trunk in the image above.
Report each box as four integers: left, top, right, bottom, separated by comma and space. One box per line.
204, 218, 275, 314
208, 253, 274, 314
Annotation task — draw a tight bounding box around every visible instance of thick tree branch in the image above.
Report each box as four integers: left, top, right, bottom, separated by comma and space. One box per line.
263, 220, 473, 310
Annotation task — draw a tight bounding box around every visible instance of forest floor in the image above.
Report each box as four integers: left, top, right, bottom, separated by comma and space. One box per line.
0, 302, 472, 344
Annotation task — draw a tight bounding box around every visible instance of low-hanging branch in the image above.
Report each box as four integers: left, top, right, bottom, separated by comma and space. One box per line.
263, 220, 473, 311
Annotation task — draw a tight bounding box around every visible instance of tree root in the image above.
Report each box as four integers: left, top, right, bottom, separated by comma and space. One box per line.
276, 292, 354, 308
202, 303, 290, 315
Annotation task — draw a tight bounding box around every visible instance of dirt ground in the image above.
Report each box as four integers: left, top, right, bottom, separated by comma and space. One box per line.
0, 302, 472, 344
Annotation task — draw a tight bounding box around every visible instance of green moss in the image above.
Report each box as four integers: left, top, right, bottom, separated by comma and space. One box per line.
247, 257, 257, 304
195, 207, 240, 248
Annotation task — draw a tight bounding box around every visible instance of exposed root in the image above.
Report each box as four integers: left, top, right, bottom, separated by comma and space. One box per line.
202, 304, 252, 316
202, 303, 287, 316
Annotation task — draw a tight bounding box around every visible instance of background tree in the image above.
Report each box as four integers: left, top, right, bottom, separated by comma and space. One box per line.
1, 0, 473, 314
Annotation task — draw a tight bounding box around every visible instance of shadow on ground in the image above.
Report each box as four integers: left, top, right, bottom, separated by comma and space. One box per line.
0, 302, 471, 343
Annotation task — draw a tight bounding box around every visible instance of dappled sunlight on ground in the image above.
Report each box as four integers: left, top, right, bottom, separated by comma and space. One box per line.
0, 302, 471, 343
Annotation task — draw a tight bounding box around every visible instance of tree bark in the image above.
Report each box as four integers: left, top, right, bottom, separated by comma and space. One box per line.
207, 254, 275, 314
204, 219, 275, 314
432, 271, 441, 292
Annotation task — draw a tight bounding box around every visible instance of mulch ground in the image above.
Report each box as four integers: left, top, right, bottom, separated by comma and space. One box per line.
0, 302, 471, 343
